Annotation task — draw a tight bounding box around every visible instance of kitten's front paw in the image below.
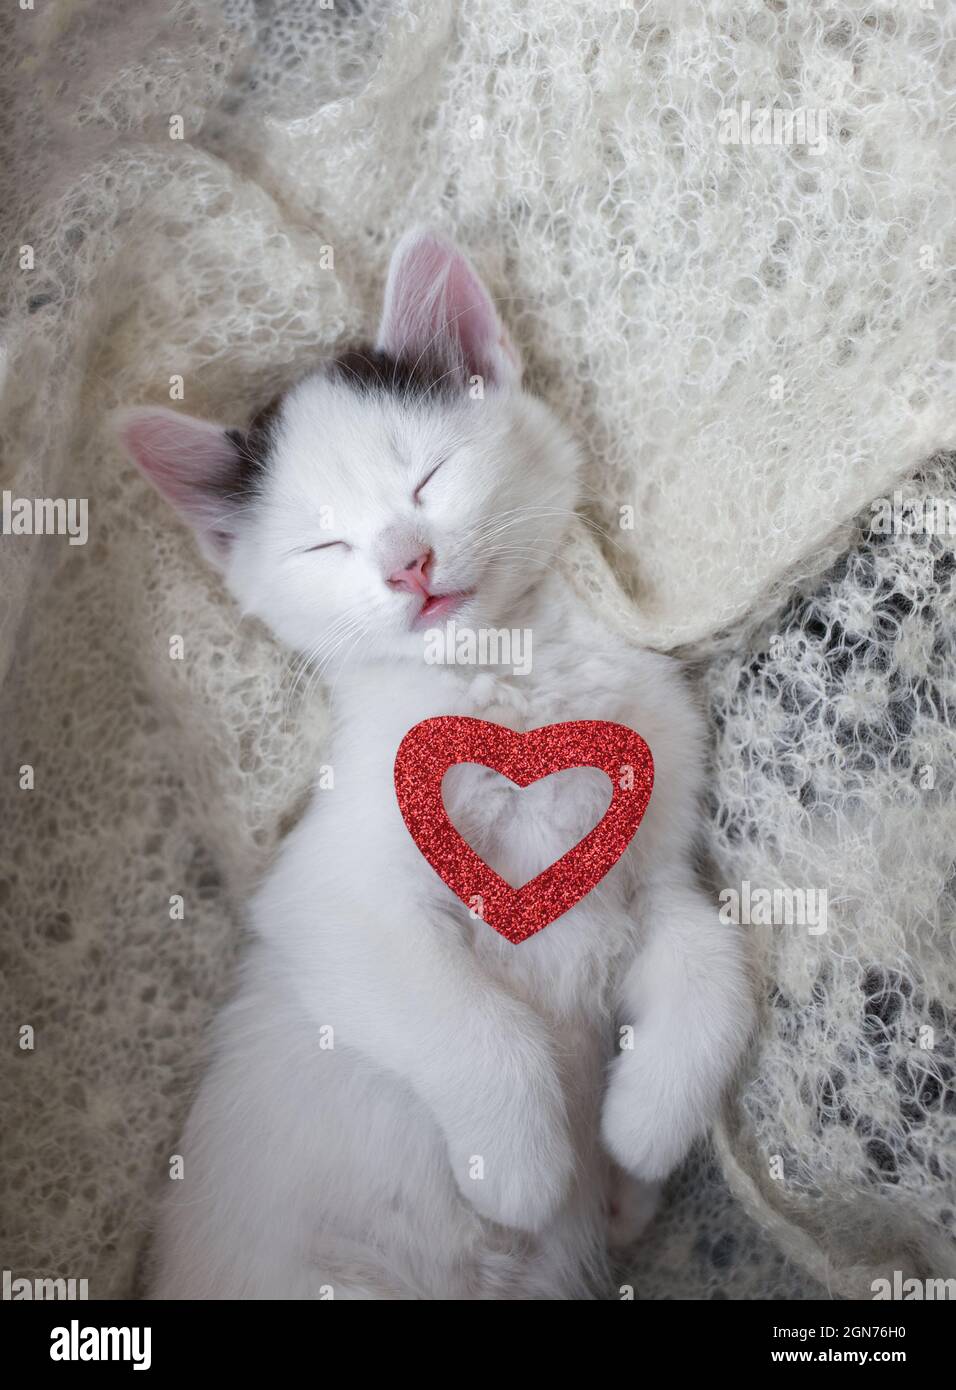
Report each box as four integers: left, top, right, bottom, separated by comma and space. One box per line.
601, 1044, 719, 1181
602, 916, 754, 1180
445, 1083, 574, 1233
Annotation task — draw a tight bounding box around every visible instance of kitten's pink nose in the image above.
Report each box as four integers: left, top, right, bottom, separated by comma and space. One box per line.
386, 549, 433, 597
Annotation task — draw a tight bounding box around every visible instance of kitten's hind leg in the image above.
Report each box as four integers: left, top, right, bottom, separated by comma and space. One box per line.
148, 953, 435, 1300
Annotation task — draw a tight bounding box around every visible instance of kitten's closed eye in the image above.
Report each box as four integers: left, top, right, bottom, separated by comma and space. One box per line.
413, 458, 446, 505
303, 540, 351, 554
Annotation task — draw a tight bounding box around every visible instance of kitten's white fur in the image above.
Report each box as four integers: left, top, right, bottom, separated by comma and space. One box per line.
120, 230, 753, 1300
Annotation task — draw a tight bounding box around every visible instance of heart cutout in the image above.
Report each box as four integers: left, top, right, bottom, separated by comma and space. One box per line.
394, 717, 654, 943
443, 765, 613, 883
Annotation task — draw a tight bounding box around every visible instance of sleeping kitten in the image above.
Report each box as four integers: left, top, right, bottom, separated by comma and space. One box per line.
119, 229, 753, 1300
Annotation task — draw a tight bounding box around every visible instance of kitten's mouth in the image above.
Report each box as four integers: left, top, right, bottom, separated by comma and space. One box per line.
412, 590, 475, 627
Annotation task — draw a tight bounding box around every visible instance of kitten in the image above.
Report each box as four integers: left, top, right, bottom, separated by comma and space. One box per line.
119, 229, 753, 1300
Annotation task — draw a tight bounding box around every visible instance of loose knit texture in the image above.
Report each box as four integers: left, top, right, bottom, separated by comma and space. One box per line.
1, 0, 954, 1297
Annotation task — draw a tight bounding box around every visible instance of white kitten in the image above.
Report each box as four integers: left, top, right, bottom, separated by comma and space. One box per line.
119, 229, 753, 1300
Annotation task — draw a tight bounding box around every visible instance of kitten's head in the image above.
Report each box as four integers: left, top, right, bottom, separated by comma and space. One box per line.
118, 229, 580, 664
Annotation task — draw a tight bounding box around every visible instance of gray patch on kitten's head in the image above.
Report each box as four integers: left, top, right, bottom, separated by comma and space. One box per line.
224, 400, 281, 500
329, 344, 466, 400
232, 343, 466, 487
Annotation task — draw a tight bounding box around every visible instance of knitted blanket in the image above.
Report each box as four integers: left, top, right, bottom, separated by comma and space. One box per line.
1, 0, 953, 1298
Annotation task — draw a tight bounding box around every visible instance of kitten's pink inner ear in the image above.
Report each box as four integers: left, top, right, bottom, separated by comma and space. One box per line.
377, 229, 522, 390
117, 406, 241, 559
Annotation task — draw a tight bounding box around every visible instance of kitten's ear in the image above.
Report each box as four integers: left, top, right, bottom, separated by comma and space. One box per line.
115, 406, 250, 566
377, 227, 522, 390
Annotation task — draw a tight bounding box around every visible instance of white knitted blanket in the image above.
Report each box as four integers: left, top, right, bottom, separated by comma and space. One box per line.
1, 0, 953, 1298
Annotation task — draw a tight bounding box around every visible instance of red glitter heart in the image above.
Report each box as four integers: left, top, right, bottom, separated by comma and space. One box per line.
394, 717, 654, 944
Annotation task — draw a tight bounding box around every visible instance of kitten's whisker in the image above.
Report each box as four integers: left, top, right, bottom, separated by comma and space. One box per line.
478, 544, 565, 583
273, 605, 371, 718
464, 504, 629, 557
326, 620, 373, 702
463, 508, 576, 548
312, 617, 371, 683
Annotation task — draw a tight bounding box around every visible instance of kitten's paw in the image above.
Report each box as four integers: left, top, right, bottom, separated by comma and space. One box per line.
601, 1046, 716, 1181
603, 902, 754, 1180
446, 1090, 574, 1233
450, 1128, 573, 1234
